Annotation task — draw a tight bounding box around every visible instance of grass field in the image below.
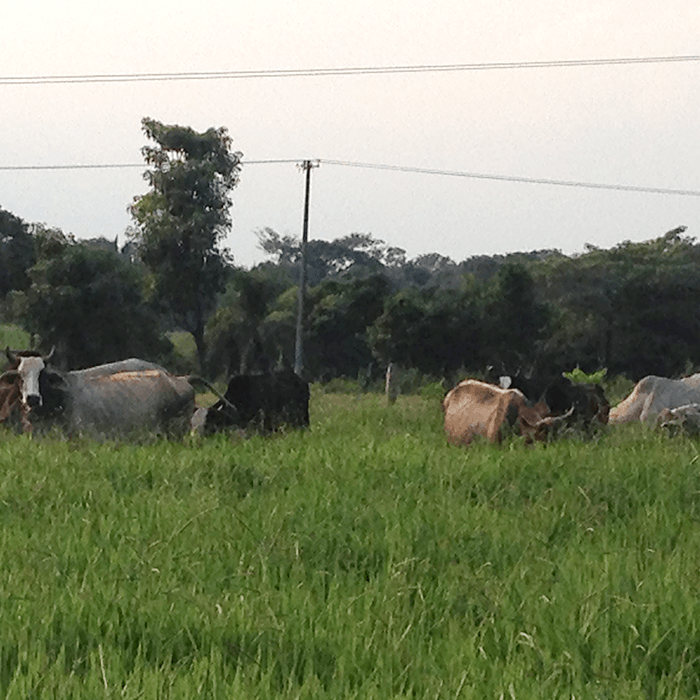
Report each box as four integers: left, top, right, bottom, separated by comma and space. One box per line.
1, 391, 700, 698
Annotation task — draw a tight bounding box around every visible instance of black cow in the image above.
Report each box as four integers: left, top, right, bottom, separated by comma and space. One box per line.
499, 372, 610, 429
201, 371, 310, 435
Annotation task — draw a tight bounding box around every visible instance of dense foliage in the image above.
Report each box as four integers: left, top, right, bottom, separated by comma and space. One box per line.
7, 227, 169, 369
1, 199, 697, 382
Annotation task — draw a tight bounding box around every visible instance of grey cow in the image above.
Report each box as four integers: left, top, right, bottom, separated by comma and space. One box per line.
1, 349, 195, 436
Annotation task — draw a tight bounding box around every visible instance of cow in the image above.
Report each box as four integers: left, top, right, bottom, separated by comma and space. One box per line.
609, 374, 700, 424
442, 379, 572, 445
199, 370, 310, 435
0, 348, 58, 432
0, 348, 195, 436
656, 403, 700, 436
497, 372, 609, 430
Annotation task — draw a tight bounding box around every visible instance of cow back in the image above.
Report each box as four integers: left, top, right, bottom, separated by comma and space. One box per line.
443, 379, 530, 445
205, 371, 310, 434
65, 369, 195, 435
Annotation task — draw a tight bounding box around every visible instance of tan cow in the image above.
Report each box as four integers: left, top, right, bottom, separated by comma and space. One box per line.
609, 375, 700, 424
442, 379, 561, 445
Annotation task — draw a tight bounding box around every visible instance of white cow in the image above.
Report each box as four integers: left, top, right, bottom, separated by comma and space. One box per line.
656, 403, 700, 435
609, 375, 700, 424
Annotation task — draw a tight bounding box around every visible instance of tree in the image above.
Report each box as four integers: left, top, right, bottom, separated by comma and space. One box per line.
534, 229, 700, 378
0, 208, 35, 300
483, 263, 551, 371
12, 230, 169, 369
129, 118, 242, 372
369, 281, 485, 378
256, 229, 406, 286
305, 274, 390, 379
205, 266, 295, 376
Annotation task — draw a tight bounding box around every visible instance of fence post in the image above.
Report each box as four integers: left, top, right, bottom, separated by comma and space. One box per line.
385, 362, 399, 405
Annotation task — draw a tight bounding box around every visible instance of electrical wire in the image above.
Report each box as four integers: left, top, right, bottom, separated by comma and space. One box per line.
1, 55, 698, 85
2, 158, 697, 197
0, 159, 299, 170
320, 160, 700, 197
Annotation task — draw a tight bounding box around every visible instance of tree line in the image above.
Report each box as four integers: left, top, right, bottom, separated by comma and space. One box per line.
1, 119, 697, 383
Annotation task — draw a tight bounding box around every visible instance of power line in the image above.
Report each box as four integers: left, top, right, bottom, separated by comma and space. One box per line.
1, 158, 698, 197
320, 160, 700, 197
0, 159, 299, 171
1, 55, 698, 85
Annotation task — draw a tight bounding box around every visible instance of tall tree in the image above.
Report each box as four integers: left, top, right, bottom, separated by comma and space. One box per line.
129, 118, 242, 372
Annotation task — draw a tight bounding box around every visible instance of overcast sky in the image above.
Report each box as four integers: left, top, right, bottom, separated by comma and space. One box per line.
2, 0, 699, 268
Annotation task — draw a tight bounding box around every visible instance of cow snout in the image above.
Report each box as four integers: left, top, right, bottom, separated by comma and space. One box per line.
26, 393, 42, 409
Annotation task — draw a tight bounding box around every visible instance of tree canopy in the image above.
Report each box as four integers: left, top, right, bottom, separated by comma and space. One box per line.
128, 118, 242, 372
10, 228, 168, 369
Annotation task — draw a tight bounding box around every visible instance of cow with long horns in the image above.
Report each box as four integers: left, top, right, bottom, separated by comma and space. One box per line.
442, 379, 575, 445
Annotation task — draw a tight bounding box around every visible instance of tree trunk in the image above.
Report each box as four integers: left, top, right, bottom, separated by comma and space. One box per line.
192, 318, 207, 377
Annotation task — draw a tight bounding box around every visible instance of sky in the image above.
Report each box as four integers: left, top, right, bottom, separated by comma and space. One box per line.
2, 0, 699, 268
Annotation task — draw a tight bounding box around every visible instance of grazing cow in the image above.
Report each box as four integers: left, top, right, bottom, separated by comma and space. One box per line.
201, 371, 310, 435
656, 403, 700, 436
0, 348, 195, 436
498, 372, 609, 429
442, 379, 572, 445
609, 375, 700, 424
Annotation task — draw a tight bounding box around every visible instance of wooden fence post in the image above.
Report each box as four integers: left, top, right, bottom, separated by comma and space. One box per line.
385, 362, 399, 405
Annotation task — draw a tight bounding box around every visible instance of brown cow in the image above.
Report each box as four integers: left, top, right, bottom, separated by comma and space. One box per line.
0, 374, 21, 427
442, 379, 568, 445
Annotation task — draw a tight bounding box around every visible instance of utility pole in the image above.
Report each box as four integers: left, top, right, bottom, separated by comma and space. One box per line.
294, 160, 318, 377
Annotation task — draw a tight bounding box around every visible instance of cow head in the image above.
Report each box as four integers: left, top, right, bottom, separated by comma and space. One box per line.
2, 347, 65, 427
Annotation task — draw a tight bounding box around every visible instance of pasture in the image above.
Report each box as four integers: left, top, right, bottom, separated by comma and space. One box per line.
1, 391, 700, 698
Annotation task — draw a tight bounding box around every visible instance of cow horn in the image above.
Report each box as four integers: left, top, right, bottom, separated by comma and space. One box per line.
187, 375, 241, 418
535, 405, 576, 428
5, 347, 17, 365
43, 346, 55, 362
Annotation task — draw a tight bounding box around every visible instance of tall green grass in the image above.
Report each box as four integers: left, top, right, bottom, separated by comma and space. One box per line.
1, 394, 699, 697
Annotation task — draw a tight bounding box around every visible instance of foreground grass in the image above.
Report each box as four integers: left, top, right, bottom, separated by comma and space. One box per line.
1, 393, 700, 698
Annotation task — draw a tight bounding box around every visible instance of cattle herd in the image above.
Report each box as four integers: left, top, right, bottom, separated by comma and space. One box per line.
443, 370, 700, 444
2, 346, 700, 443
0, 348, 310, 438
